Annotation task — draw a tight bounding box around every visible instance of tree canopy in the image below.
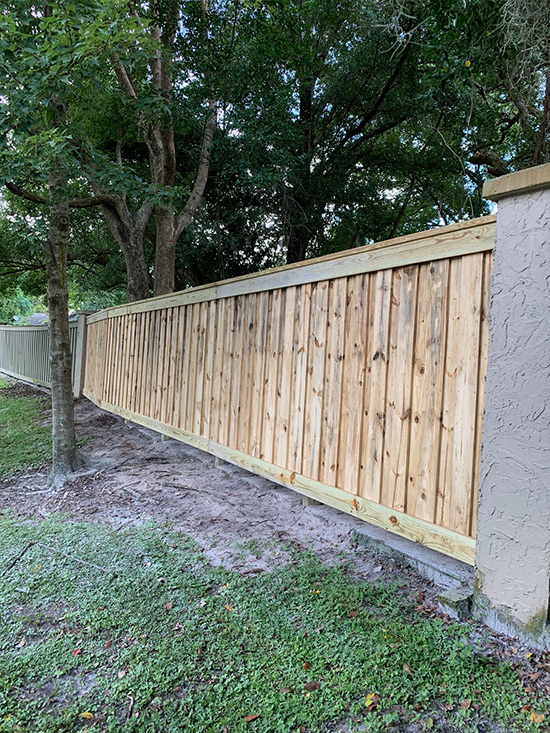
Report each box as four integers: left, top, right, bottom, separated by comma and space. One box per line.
0, 0, 548, 310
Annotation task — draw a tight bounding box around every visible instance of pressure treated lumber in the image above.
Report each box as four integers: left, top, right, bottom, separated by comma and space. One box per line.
82, 392, 476, 565
87, 216, 495, 324
83, 216, 494, 564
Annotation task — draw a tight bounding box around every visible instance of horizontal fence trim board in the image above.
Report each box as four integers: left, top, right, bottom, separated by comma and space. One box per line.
0, 367, 51, 390
87, 217, 495, 324
0, 324, 78, 332
82, 390, 476, 565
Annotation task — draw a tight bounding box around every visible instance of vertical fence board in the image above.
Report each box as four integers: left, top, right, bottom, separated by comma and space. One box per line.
407, 260, 448, 523
218, 298, 235, 447
262, 290, 281, 463
238, 295, 256, 454
194, 303, 208, 435
274, 288, 296, 469
229, 297, 245, 450
338, 274, 369, 496
359, 269, 392, 502
302, 281, 329, 481
320, 278, 347, 487
78, 218, 496, 563
250, 292, 268, 458
289, 284, 311, 475
201, 300, 217, 438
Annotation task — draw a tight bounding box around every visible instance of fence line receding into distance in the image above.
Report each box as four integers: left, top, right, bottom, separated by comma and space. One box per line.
82, 215, 495, 564
0, 317, 87, 397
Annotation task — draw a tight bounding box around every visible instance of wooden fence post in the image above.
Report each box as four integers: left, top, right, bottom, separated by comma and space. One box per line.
474, 163, 550, 647
72, 311, 90, 399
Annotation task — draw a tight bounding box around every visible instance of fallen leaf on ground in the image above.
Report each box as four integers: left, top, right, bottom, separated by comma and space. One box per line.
365, 692, 379, 711
349, 610, 357, 618
460, 699, 471, 710
165, 601, 174, 610
244, 714, 259, 722
73, 648, 81, 657
403, 662, 412, 675
15, 637, 26, 649
304, 681, 321, 691
79, 712, 94, 719
105, 640, 111, 649
303, 662, 311, 670
225, 604, 234, 612
530, 712, 545, 724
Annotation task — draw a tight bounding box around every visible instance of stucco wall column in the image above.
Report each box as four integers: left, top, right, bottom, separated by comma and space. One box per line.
474, 164, 550, 647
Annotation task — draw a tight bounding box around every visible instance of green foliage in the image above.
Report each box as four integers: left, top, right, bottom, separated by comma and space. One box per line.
0, 517, 546, 732
0, 288, 37, 324
0, 0, 547, 294
0, 381, 51, 476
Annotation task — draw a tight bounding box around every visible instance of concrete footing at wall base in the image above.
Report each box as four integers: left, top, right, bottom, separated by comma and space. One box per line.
352, 525, 473, 593
473, 591, 550, 651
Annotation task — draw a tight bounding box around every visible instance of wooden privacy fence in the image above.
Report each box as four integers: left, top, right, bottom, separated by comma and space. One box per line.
84, 216, 495, 564
0, 316, 87, 397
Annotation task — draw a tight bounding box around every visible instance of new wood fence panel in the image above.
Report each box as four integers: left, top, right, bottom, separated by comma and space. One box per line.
382, 265, 418, 513
274, 288, 296, 469
250, 292, 268, 458
302, 281, 329, 482
84, 217, 496, 564
408, 259, 449, 524
338, 273, 369, 496
320, 278, 347, 488
262, 291, 281, 464
359, 268, 392, 504
289, 284, 311, 475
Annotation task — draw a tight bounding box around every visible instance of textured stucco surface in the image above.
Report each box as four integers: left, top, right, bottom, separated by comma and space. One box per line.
475, 185, 550, 644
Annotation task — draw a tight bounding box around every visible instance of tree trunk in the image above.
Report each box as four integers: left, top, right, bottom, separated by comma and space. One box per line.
153, 206, 176, 296
286, 222, 311, 264
100, 202, 151, 302
44, 165, 81, 486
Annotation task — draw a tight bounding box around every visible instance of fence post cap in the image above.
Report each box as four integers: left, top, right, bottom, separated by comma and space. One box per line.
483, 162, 550, 202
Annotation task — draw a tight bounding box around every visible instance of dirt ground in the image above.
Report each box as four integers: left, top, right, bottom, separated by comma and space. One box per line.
2, 392, 417, 587
2, 385, 550, 700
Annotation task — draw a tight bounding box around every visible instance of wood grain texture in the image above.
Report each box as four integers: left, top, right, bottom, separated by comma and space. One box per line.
87, 216, 495, 323
82, 390, 476, 565
83, 219, 494, 562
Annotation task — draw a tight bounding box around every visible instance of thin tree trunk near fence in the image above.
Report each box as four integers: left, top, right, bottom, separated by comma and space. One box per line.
45, 163, 81, 484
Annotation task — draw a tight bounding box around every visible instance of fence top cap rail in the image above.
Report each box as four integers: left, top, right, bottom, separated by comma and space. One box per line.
0, 322, 79, 331
483, 162, 550, 201
88, 214, 495, 323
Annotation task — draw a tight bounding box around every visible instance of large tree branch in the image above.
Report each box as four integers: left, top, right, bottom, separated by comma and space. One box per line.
5, 182, 47, 204
175, 99, 217, 238
111, 56, 139, 100
5, 182, 119, 209
335, 41, 412, 151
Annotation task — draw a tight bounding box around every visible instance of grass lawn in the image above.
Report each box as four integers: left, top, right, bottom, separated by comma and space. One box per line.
0, 379, 547, 732
0, 377, 51, 477
0, 517, 547, 733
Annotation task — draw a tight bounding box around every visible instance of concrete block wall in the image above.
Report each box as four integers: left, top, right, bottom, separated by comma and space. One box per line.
475, 164, 550, 648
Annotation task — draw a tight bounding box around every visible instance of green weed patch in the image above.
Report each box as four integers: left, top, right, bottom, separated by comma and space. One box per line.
0, 380, 51, 477
0, 517, 546, 732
